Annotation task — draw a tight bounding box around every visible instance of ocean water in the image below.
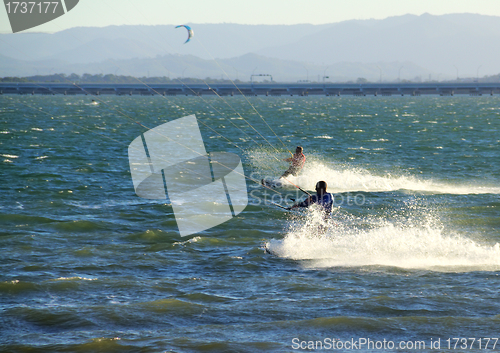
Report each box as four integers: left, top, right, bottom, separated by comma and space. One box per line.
1, 95, 500, 352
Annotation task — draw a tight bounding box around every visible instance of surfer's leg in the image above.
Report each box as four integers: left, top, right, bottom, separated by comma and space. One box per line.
281, 166, 295, 178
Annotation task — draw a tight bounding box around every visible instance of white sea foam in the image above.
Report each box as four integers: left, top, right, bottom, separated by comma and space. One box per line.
257, 150, 500, 271
53, 277, 97, 281
294, 160, 500, 195
251, 151, 500, 195
265, 209, 500, 272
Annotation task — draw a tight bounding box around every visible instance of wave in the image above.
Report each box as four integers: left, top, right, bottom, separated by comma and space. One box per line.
51, 220, 106, 232
139, 298, 205, 314
265, 209, 500, 272
250, 151, 500, 195
0, 280, 38, 294
297, 160, 500, 195
0, 214, 58, 225
125, 229, 178, 244
7, 306, 94, 329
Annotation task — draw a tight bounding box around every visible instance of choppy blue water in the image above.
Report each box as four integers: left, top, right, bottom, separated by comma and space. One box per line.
1, 95, 500, 352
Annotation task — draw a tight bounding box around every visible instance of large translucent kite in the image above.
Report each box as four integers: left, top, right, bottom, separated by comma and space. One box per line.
175, 25, 194, 44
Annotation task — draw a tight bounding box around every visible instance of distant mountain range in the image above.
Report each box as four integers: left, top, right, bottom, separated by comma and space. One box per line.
1, 13, 499, 82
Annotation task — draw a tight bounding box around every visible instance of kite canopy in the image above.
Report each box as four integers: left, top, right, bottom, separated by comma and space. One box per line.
175, 25, 194, 44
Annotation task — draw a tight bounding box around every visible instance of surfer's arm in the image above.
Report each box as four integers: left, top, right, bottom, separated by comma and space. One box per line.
288, 196, 313, 210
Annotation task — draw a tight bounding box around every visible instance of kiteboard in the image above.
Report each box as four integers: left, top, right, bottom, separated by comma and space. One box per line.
261, 177, 284, 189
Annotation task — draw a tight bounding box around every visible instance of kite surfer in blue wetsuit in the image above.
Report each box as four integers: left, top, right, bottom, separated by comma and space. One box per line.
264, 181, 334, 254
288, 181, 333, 219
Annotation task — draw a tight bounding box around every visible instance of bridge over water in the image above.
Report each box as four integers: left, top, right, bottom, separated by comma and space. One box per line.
1, 82, 499, 96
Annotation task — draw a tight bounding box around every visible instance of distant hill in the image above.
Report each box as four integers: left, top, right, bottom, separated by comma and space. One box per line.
0, 13, 499, 81
0, 23, 330, 63
0, 52, 434, 83
255, 13, 500, 78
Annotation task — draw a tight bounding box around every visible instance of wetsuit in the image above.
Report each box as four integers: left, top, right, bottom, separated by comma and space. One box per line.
297, 193, 334, 216
281, 152, 306, 178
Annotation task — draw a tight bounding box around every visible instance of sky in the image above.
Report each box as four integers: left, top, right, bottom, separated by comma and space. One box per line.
1, 0, 500, 33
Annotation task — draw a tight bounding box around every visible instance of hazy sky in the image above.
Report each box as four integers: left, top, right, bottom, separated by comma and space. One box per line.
1, 0, 500, 33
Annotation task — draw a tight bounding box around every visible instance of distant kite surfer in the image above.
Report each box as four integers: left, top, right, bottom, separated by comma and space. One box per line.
281, 146, 306, 178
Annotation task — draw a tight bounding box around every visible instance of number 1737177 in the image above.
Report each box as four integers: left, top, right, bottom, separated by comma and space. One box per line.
446, 338, 498, 350
5, 2, 59, 14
